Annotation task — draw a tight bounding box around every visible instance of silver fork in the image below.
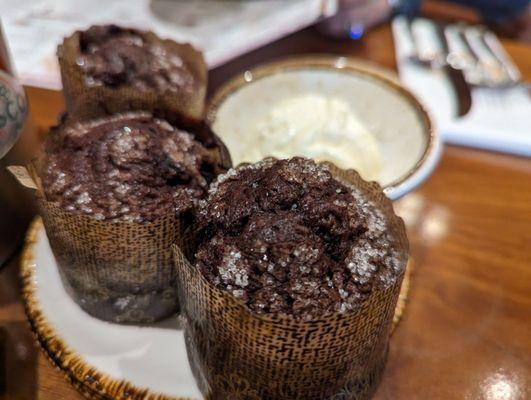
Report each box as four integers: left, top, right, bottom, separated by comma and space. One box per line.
459, 25, 521, 88
445, 24, 529, 110
406, 18, 523, 89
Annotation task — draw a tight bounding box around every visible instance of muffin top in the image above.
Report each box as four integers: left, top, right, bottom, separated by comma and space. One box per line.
41, 112, 218, 222
76, 25, 197, 92
195, 157, 406, 320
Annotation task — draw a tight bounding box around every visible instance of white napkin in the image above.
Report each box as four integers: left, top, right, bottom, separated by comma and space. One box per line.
392, 17, 531, 157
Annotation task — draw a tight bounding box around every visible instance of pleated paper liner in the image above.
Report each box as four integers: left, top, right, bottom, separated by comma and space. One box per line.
174, 162, 409, 400
58, 28, 208, 124
10, 118, 231, 324
20, 217, 412, 400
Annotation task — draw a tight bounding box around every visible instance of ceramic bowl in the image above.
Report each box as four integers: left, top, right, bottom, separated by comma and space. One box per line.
207, 55, 441, 200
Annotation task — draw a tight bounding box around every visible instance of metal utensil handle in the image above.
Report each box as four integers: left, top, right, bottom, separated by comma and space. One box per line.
411, 18, 445, 64
482, 30, 521, 84
464, 26, 508, 86
392, 16, 417, 60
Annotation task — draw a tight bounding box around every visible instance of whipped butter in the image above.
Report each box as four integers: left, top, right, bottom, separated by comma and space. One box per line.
227, 95, 382, 181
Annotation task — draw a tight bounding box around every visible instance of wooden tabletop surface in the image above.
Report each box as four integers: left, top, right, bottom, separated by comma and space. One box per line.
1, 22, 530, 400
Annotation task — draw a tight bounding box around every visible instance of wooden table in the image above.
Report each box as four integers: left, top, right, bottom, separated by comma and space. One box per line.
1, 23, 530, 400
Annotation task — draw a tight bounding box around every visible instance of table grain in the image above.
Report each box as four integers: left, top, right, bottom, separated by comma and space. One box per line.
0, 23, 530, 400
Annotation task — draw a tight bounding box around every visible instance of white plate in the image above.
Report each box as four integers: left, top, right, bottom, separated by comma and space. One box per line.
21, 218, 410, 400
21, 219, 202, 399
207, 56, 441, 200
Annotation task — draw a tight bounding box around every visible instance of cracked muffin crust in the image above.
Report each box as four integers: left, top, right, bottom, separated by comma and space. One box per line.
41, 112, 219, 222
195, 157, 405, 320
77, 25, 198, 93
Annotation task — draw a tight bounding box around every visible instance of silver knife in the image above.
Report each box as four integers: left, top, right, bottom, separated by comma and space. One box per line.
411, 18, 472, 117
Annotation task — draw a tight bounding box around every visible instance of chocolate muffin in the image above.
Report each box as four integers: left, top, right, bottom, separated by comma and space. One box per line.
36, 112, 229, 324
177, 158, 408, 399
58, 24, 207, 122
195, 157, 404, 320
41, 112, 218, 222
77, 25, 196, 93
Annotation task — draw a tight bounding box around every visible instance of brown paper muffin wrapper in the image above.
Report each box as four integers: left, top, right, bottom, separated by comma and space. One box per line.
57, 29, 207, 124
11, 124, 231, 324
39, 200, 184, 324
173, 162, 409, 400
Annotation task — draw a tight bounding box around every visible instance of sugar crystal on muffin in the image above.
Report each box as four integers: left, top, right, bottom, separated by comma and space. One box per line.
195, 157, 405, 320
41, 112, 217, 222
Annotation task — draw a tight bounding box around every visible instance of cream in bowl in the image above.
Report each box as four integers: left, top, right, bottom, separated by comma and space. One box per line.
244, 94, 382, 181
207, 56, 441, 200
